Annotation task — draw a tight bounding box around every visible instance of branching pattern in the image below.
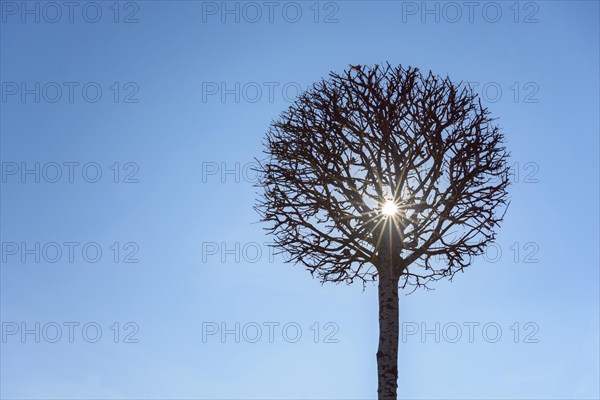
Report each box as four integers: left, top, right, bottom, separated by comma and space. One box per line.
255, 64, 510, 292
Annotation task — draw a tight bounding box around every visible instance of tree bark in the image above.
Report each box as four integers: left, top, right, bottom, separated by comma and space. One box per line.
377, 260, 400, 400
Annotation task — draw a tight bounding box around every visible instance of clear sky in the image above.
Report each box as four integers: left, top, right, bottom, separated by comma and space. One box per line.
1, 1, 599, 399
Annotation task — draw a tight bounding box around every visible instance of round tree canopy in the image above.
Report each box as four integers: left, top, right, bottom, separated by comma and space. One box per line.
256, 63, 510, 292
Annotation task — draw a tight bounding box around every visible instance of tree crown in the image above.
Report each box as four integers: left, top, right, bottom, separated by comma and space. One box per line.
256, 63, 510, 292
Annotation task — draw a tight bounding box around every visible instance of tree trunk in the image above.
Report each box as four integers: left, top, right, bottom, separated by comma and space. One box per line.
377, 263, 400, 400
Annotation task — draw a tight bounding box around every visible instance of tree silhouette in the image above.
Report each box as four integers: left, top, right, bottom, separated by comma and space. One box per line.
255, 63, 510, 399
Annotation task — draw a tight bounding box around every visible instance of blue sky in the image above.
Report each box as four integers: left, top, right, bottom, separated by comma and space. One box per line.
1, 1, 598, 399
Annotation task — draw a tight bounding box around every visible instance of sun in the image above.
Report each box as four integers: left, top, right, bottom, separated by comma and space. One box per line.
381, 199, 398, 217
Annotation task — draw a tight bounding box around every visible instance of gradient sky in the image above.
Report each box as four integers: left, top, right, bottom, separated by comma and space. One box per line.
1, 1, 599, 399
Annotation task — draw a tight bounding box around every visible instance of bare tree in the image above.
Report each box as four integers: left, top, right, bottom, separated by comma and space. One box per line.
255, 63, 510, 400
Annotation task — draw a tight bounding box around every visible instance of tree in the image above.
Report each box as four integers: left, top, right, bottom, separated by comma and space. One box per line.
255, 63, 510, 399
